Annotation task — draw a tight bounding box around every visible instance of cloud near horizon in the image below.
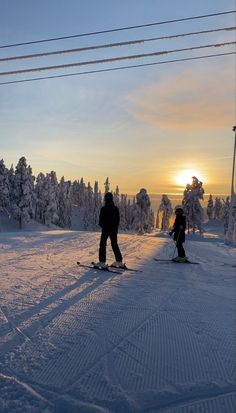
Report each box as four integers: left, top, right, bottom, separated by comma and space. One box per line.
126, 63, 234, 130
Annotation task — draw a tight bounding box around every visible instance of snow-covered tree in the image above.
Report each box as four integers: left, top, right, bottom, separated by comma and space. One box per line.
72, 178, 86, 207
221, 196, 230, 234
11, 157, 35, 228
0, 159, 10, 215
214, 197, 222, 220
71, 180, 79, 205
157, 194, 173, 231
58, 177, 72, 228
126, 199, 133, 229
113, 185, 120, 207
83, 182, 94, 229
44, 171, 59, 226
35, 172, 47, 223
225, 194, 236, 244
206, 194, 214, 220
78, 178, 86, 207
131, 204, 140, 232
182, 176, 204, 234
104, 177, 110, 194
135, 188, 151, 234
120, 194, 128, 230
92, 181, 102, 229
149, 209, 155, 230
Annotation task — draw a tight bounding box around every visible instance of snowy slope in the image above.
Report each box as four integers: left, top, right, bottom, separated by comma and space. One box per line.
0, 228, 235, 413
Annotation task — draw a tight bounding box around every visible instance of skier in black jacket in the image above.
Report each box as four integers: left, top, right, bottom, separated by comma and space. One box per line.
96, 192, 124, 269
169, 206, 187, 262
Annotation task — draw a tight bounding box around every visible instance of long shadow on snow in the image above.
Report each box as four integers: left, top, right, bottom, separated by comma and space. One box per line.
0, 234, 170, 357
0, 269, 115, 354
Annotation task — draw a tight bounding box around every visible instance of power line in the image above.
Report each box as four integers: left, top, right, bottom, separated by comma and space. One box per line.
0, 52, 234, 86
0, 10, 235, 49
1, 26, 235, 63
0, 41, 234, 77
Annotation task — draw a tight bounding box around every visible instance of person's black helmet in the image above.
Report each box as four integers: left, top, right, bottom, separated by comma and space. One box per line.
104, 192, 113, 203
175, 205, 184, 214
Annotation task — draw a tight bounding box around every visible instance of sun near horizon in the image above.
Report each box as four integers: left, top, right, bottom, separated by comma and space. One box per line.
175, 169, 205, 189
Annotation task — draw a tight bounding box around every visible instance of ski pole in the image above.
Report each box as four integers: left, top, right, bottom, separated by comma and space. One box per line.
171, 229, 181, 259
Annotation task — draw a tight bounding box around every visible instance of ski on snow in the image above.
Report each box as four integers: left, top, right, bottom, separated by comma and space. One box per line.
77, 262, 121, 274
154, 258, 199, 265
77, 262, 141, 273
110, 264, 141, 273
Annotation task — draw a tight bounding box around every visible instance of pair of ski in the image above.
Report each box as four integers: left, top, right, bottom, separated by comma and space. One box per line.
154, 258, 199, 265
155, 259, 236, 266
77, 261, 141, 274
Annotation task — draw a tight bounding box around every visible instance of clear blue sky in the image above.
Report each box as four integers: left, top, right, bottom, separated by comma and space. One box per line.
0, 0, 235, 194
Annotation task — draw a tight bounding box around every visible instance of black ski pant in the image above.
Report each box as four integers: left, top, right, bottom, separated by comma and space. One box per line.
176, 240, 186, 257
99, 229, 122, 263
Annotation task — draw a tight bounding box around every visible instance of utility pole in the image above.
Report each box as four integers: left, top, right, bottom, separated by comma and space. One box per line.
226, 125, 236, 243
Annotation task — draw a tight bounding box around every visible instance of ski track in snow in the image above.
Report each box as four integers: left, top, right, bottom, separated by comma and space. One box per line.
0, 229, 235, 413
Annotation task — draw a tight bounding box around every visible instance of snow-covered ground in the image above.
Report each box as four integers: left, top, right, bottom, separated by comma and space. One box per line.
0, 226, 235, 413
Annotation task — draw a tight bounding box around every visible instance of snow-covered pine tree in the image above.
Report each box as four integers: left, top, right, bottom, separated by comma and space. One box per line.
104, 177, 110, 194
131, 196, 140, 231
225, 195, 236, 244
83, 182, 94, 229
135, 188, 151, 234
7, 164, 15, 218
126, 199, 133, 229
78, 178, 86, 207
44, 171, 59, 226
92, 181, 102, 229
221, 196, 230, 234
64, 180, 72, 228
35, 172, 47, 223
72, 178, 87, 207
149, 209, 155, 230
214, 197, 222, 220
206, 194, 214, 220
182, 176, 204, 234
71, 180, 79, 205
113, 185, 120, 207
119, 194, 128, 230
0, 159, 10, 216
58, 177, 72, 228
157, 194, 173, 231
11, 157, 35, 228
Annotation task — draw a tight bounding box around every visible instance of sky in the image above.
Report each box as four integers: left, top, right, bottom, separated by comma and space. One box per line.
0, 0, 235, 195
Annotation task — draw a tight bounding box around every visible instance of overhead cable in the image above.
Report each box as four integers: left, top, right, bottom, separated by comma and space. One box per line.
0, 41, 234, 76
0, 52, 234, 86
0, 10, 235, 49
0, 26, 235, 63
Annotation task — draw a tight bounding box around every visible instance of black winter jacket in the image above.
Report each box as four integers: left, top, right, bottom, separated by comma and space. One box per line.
99, 201, 120, 231
171, 214, 186, 242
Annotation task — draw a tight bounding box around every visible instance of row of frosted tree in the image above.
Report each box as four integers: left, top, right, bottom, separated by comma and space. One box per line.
72, 178, 155, 232
0, 157, 155, 233
0, 157, 234, 239
156, 177, 235, 239
0, 157, 72, 229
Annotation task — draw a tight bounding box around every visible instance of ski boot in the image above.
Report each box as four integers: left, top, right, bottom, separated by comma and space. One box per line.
93, 262, 108, 269
173, 256, 188, 263
110, 261, 127, 269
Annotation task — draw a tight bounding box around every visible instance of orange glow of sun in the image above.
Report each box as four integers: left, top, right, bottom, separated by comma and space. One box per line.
175, 169, 204, 187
